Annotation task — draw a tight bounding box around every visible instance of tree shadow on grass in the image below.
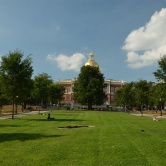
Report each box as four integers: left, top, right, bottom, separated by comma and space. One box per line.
0, 133, 63, 143
54, 118, 86, 122
0, 124, 20, 127
22, 118, 86, 122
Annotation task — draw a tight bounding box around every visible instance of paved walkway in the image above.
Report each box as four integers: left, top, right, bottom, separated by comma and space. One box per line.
130, 112, 166, 119
1, 110, 166, 120
0, 110, 49, 120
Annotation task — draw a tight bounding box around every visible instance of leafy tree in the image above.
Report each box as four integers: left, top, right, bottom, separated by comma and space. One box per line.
154, 55, 166, 82
0, 50, 33, 119
134, 80, 152, 116
21, 78, 34, 110
116, 80, 154, 114
32, 73, 53, 107
147, 83, 156, 110
153, 55, 166, 115
153, 83, 166, 115
0, 77, 9, 114
116, 82, 135, 111
73, 65, 105, 110
115, 88, 124, 106
50, 83, 65, 104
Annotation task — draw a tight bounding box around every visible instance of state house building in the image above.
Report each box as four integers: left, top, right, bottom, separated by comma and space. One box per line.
56, 52, 125, 105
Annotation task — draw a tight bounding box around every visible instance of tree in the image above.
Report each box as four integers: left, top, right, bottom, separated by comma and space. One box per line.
73, 65, 105, 110
115, 82, 136, 111
0, 50, 33, 119
154, 55, 166, 82
0, 77, 9, 115
153, 55, 166, 115
153, 83, 166, 115
147, 83, 156, 110
134, 80, 152, 116
115, 88, 124, 106
32, 73, 53, 107
50, 83, 65, 104
21, 78, 34, 110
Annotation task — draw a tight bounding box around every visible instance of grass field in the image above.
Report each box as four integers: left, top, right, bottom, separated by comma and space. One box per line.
0, 110, 166, 166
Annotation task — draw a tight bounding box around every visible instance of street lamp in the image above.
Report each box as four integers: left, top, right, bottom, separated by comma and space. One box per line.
159, 98, 162, 116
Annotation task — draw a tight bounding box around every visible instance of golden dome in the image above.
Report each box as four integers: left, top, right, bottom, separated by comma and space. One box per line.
84, 52, 100, 69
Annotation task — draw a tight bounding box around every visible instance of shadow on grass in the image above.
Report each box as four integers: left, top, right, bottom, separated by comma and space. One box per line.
22, 118, 86, 122
55, 118, 85, 122
0, 124, 20, 127
0, 133, 63, 143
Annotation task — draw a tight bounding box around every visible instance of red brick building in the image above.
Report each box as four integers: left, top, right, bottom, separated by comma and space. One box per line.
56, 78, 124, 105
56, 52, 125, 105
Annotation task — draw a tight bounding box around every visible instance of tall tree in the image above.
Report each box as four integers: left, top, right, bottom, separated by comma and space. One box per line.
0, 77, 9, 115
0, 50, 33, 119
32, 73, 53, 107
153, 55, 166, 115
116, 82, 136, 111
49, 83, 65, 104
153, 83, 166, 115
21, 78, 34, 110
73, 65, 105, 110
115, 88, 124, 107
154, 55, 166, 82
134, 80, 152, 116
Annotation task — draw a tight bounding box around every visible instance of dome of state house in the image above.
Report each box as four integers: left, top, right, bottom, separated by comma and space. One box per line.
84, 52, 100, 69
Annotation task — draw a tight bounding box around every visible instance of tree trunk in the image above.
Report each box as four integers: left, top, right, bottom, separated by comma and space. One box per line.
140, 105, 143, 117
12, 97, 14, 119
15, 103, 17, 114
22, 102, 24, 112
24, 101, 27, 109
88, 103, 92, 110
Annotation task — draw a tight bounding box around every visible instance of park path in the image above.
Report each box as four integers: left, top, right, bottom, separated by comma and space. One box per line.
130, 112, 166, 119
0, 110, 49, 120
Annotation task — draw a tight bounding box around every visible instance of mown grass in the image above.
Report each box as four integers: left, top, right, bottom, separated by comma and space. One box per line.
0, 110, 166, 166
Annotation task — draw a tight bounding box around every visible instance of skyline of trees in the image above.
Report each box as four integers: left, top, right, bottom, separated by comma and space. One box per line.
0, 50, 33, 119
0, 50, 166, 116
115, 55, 166, 114
0, 50, 65, 118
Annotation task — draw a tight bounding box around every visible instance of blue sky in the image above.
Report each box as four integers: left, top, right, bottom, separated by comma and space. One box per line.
0, 0, 166, 82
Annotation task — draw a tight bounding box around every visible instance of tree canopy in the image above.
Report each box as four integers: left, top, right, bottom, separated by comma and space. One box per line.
73, 65, 105, 110
115, 80, 154, 114
116, 82, 136, 111
154, 55, 166, 82
49, 83, 65, 104
0, 50, 33, 118
32, 73, 53, 106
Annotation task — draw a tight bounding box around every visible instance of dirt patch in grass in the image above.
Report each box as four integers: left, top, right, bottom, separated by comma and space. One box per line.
58, 125, 95, 129
0, 105, 45, 116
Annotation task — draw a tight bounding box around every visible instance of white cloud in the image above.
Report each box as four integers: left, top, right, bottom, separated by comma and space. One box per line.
122, 8, 166, 68
47, 53, 86, 72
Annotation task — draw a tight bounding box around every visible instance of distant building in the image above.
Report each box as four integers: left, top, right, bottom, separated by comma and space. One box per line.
56, 52, 126, 105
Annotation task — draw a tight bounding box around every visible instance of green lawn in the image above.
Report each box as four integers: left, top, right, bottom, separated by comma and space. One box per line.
0, 110, 166, 166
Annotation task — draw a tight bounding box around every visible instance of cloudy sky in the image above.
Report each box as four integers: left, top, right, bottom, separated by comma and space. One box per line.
0, 0, 166, 82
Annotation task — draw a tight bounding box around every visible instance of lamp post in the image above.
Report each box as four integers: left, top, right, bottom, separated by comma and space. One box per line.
159, 98, 162, 116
